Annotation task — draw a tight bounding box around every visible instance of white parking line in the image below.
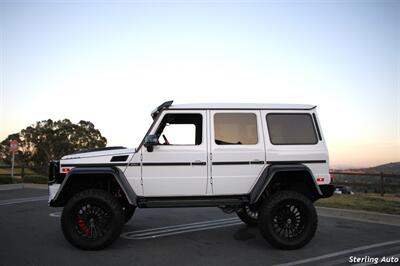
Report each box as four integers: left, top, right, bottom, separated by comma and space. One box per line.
122, 217, 243, 240
0, 196, 48, 206
49, 211, 61, 217
274, 240, 400, 266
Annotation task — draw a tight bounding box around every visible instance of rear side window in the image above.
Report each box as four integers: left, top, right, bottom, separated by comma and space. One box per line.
266, 113, 318, 145
214, 113, 258, 145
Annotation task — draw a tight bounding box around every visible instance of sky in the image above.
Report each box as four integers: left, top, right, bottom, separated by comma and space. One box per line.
0, 0, 399, 168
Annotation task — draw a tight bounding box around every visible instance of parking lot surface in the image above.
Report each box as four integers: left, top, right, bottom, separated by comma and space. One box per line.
0, 188, 399, 266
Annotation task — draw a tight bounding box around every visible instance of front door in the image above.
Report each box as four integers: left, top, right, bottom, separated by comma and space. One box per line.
141, 110, 208, 196
210, 110, 266, 195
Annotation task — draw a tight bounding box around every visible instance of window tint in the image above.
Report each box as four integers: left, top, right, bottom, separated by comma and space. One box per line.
214, 113, 258, 145
156, 114, 202, 145
266, 113, 317, 145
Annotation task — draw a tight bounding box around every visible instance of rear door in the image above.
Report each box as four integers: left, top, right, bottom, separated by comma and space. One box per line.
261, 110, 330, 182
209, 110, 266, 195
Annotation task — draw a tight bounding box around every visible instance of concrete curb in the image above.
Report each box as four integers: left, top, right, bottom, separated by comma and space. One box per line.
317, 206, 400, 227
0, 183, 47, 191
23, 183, 47, 190
0, 184, 24, 191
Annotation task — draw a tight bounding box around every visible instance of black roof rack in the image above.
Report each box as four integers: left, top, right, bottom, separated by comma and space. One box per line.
151, 100, 173, 119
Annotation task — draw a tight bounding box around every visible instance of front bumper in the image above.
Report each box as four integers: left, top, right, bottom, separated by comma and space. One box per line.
48, 183, 61, 206
319, 184, 335, 198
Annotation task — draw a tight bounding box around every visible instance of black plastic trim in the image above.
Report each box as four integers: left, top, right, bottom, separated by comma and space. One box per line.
266, 160, 326, 164
319, 184, 335, 198
137, 195, 248, 208
213, 161, 250, 165
212, 161, 265, 165
110, 155, 129, 162
249, 164, 323, 204
170, 107, 316, 111
250, 161, 265, 165
312, 113, 323, 141
143, 162, 191, 166
192, 162, 207, 166
49, 166, 136, 207
61, 163, 128, 167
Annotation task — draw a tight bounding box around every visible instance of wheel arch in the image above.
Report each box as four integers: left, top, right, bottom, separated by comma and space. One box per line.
50, 167, 137, 207
249, 164, 322, 204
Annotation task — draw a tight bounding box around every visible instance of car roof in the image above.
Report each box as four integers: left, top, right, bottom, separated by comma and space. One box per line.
169, 103, 316, 110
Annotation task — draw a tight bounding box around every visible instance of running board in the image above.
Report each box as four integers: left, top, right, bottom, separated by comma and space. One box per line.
137, 195, 249, 208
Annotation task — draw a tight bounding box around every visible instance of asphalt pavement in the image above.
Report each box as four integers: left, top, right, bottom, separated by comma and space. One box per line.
0, 187, 399, 266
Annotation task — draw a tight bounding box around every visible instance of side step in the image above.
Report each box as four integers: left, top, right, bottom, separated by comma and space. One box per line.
137, 195, 249, 208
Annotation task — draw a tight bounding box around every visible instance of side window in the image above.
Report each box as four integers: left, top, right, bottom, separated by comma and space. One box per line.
266, 113, 318, 145
156, 113, 202, 145
214, 113, 258, 145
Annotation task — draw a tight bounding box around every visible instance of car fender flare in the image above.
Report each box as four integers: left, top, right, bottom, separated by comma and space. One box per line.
249, 164, 323, 204
50, 166, 137, 206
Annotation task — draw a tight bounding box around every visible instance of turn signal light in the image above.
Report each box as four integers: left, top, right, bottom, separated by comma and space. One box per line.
316, 177, 324, 183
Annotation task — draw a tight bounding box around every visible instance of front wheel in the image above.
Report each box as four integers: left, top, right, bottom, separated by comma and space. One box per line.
258, 190, 317, 250
61, 189, 124, 250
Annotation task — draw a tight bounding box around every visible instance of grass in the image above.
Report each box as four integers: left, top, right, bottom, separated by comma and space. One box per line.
316, 193, 400, 215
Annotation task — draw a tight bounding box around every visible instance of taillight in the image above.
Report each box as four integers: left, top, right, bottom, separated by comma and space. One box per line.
61, 167, 71, 173
316, 177, 325, 183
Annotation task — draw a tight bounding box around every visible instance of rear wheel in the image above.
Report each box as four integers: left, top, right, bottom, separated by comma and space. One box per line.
258, 190, 317, 250
61, 189, 124, 250
236, 205, 259, 226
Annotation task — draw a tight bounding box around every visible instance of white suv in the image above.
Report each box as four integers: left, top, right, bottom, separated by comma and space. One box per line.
48, 101, 334, 250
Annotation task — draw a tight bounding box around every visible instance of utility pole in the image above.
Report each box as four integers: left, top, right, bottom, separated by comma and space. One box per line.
9, 140, 18, 181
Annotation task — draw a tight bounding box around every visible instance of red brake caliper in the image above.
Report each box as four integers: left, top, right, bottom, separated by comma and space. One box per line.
76, 215, 91, 236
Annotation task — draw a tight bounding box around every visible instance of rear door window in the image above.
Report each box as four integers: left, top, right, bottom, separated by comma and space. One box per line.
214, 113, 258, 145
266, 113, 318, 145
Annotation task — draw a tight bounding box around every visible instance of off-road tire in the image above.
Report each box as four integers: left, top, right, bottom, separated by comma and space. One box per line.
61, 189, 124, 250
258, 190, 317, 250
236, 205, 259, 227
123, 204, 136, 223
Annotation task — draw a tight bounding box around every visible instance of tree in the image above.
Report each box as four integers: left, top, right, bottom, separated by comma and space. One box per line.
0, 119, 107, 175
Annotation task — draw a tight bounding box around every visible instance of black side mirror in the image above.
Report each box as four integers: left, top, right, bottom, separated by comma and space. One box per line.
144, 134, 158, 152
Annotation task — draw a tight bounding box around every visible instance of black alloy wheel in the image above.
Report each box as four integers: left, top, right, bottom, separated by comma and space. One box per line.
61, 189, 124, 250
258, 190, 317, 250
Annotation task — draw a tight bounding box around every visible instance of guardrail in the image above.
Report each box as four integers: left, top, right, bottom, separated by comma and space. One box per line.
329, 171, 400, 196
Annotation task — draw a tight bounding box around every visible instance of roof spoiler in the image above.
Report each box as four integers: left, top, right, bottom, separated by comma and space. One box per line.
151, 100, 173, 119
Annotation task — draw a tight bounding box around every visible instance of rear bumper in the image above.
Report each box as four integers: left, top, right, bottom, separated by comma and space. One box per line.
319, 184, 335, 198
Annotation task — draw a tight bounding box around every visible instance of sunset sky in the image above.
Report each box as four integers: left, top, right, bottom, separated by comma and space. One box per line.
1, 0, 399, 168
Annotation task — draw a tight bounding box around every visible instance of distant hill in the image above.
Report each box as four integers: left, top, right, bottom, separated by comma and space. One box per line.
337, 162, 400, 175
365, 162, 400, 174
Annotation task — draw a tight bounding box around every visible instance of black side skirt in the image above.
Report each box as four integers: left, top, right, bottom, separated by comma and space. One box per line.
137, 195, 249, 208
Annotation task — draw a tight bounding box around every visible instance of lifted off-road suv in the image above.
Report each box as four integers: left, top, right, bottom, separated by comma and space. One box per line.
48, 101, 334, 250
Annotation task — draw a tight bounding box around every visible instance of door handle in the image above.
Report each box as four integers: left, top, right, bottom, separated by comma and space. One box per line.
250, 160, 265, 165
192, 161, 206, 166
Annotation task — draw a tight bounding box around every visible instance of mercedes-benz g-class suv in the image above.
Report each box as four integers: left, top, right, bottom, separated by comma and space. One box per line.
48, 101, 334, 250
